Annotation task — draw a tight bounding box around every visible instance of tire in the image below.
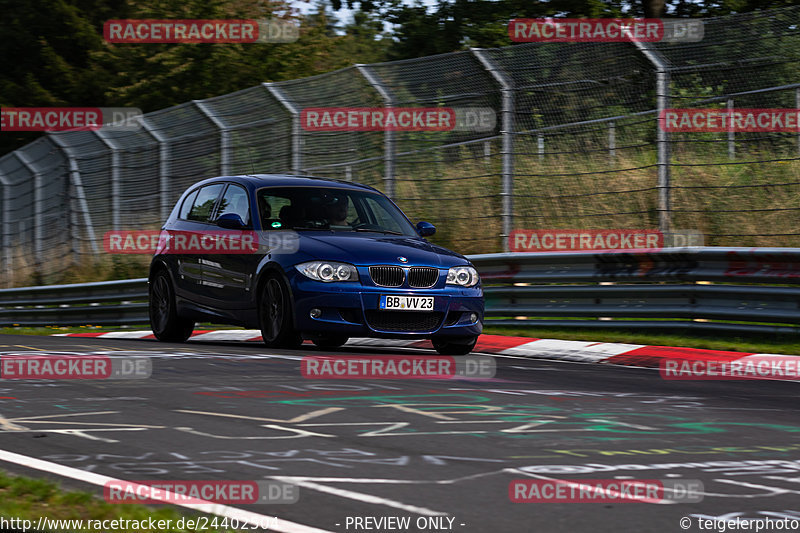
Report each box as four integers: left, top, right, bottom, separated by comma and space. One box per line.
149, 270, 195, 342
259, 273, 302, 348
311, 334, 349, 349
432, 336, 478, 355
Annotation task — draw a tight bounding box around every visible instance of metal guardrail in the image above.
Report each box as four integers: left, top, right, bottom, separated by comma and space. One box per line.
1, 248, 800, 333
0, 278, 148, 326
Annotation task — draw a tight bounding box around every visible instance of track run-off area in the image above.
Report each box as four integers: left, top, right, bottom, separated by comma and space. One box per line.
0, 333, 799, 533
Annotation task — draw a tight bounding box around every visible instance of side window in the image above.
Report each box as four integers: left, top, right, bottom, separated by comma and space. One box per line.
216, 184, 251, 226
179, 189, 200, 219
257, 190, 292, 229
187, 184, 224, 223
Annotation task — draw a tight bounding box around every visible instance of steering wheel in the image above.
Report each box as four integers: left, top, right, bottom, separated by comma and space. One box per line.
350, 216, 367, 229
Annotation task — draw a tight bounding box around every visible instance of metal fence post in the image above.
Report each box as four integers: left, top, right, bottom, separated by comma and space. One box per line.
264, 82, 302, 174
609, 121, 616, 160
14, 151, 44, 265
727, 98, 735, 159
796, 88, 799, 157
0, 170, 11, 286
356, 64, 395, 198
48, 135, 100, 255
194, 100, 231, 175
139, 118, 171, 220
93, 130, 121, 230
472, 48, 515, 252
634, 42, 672, 233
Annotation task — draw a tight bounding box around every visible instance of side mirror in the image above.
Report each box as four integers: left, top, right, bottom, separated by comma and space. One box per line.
416, 221, 436, 237
217, 213, 246, 230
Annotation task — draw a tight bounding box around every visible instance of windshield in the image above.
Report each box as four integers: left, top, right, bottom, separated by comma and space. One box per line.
256, 186, 417, 236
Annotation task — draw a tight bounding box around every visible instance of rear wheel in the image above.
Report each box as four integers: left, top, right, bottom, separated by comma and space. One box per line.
432, 336, 478, 355
259, 274, 302, 348
149, 270, 194, 342
311, 334, 349, 349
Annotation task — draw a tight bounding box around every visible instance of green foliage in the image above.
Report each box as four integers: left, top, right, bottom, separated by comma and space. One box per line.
0, 0, 391, 154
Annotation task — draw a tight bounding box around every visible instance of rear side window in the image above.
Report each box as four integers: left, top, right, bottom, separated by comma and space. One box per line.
216, 184, 251, 226
179, 189, 199, 219
186, 184, 224, 222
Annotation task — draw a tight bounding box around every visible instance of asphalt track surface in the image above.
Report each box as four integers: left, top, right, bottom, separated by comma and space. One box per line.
1, 333, 799, 533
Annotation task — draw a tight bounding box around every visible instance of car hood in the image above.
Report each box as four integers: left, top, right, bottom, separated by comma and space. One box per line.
296, 232, 467, 267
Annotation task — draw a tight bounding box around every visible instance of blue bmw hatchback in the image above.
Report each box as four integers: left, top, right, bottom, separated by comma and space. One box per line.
148, 175, 483, 355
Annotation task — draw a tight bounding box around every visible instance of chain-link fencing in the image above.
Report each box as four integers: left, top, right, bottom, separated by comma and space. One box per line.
1, 7, 799, 287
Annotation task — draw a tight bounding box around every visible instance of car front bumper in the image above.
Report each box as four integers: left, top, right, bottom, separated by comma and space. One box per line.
289, 272, 483, 340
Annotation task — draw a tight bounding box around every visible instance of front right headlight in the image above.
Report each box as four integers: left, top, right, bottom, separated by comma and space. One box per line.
446, 265, 479, 287
296, 261, 359, 282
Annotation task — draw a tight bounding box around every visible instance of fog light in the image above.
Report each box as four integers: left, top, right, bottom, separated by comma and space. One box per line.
470, 313, 478, 323
310, 308, 322, 319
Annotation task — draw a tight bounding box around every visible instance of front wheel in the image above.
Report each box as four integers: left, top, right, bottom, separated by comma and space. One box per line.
149, 270, 194, 342
259, 274, 302, 348
432, 336, 478, 355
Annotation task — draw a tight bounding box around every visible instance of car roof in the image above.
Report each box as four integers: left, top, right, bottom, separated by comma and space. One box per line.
192, 174, 381, 194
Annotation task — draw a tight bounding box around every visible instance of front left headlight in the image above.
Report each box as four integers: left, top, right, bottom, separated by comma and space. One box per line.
296, 261, 359, 282
446, 265, 479, 287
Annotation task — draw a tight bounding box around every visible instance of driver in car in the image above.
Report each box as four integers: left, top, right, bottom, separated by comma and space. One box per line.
324, 193, 350, 227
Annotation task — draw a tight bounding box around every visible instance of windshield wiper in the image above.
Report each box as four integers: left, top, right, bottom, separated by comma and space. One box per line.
353, 228, 404, 235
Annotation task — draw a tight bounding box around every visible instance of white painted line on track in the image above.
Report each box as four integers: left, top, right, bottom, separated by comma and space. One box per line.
271, 476, 448, 516
0, 448, 332, 533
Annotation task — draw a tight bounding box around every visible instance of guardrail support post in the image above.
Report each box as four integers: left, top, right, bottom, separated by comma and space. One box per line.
356, 64, 395, 198
472, 48, 515, 252
194, 100, 231, 175
633, 41, 672, 233
264, 83, 302, 174
48, 135, 100, 256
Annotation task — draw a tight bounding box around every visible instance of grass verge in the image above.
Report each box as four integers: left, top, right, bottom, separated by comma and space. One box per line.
0, 325, 244, 336
0, 470, 250, 532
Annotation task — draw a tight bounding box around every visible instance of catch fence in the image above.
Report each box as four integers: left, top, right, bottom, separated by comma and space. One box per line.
1, 7, 799, 287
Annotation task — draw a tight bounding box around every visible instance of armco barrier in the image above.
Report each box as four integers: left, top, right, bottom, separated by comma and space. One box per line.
1, 248, 800, 333
0, 278, 148, 326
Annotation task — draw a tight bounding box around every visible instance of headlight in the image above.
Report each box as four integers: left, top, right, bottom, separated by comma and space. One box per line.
446, 265, 479, 287
296, 261, 358, 282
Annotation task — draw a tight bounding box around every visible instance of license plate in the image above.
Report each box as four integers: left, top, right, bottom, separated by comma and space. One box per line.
379, 295, 434, 311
